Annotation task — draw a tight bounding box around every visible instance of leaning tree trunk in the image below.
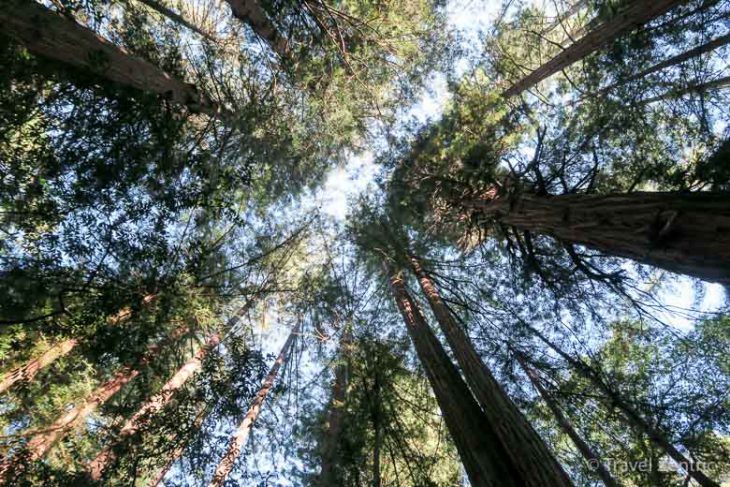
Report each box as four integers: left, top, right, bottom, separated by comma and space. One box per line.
465, 191, 730, 284
208, 322, 300, 487
385, 263, 521, 487
408, 254, 573, 486
224, 0, 290, 59
503, 0, 688, 97
515, 354, 622, 487
0, 294, 156, 395
642, 75, 730, 104
0, 0, 224, 117
518, 321, 720, 487
87, 333, 221, 481
0, 326, 188, 484
135, 0, 217, 41
149, 406, 209, 486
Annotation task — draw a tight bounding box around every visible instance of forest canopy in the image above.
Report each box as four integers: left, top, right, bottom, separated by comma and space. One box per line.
0, 0, 729, 486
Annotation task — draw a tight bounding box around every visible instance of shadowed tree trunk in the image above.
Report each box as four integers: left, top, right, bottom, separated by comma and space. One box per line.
385, 261, 521, 487
642, 75, 730, 104
224, 0, 290, 59
0, 1, 224, 117
208, 322, 300, 487
86, 333, 221, 481
515, 354, 621, 487
464, 191, 730, 284
135, 0, 217, 41
516, 320, 720, 487
407, 253, 573, 486
150, 405, 209, 486
0, 294, 157, 396
504, 0, 688, 97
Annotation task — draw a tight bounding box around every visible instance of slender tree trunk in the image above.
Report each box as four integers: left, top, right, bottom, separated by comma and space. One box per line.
0, 326, 188, 484
385, 262, 521, 487
87, 333, 220, 481
208, 322, 300, 487
503, 0, 688, 97
149, 405, 208, 486
224, 0, 290, 59
371, 369, 382, 487
518, 321, 720, 487
465, 191, 730, 284
515, 354, 621, 487
318, 324, 352, 486
408, 254, 573, 486
642, 75, 730, 104
134, 0, 217, 41
0, 0, 224, 117
0, 294, 156, 396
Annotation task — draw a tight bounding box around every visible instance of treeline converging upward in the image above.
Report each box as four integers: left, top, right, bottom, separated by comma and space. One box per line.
1, 0, 729, 486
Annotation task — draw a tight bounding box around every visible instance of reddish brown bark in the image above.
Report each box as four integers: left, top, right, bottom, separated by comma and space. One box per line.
466, 191, 730, 284
1, 1, 223, 116
386, 263, 521, 487
515, 354, 621, 487
224, 0, 290, 59
208, 323, 300, 487
408, 254, 572, 486
86, 333, 220, 481
504, 0, 688, 97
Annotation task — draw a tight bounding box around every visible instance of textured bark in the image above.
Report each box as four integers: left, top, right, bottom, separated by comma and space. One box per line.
135, 0, 217, 41
503, 0, 688, 97
318, 325, 352, 486
208, 323, 299, 487
0, 326, 187, 483
466, 191, 730, 284
224, 0, 290, 59
0, 295, 156, 396
1, 0, 223, 116
516, 355, 621, 487
87, 334, 220, 481
386, 264, 521, 487
521, 323, 719, 487
408, 254, 573, 487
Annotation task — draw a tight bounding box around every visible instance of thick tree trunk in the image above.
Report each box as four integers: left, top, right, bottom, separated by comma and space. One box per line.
135, 0, 217, 41
385, 263, 521, 487
318, 325, 352, 486
408, 254, 573, 486
515, 354, 621, 487
0, 294, 156, 396
0, 0, 223, 117
519, 322, 720, 487
87, 333, 220, 481
208, 323, 299, 487
224, 0, 290, 59
503, 0, 688, 97
466, 191, 730, 284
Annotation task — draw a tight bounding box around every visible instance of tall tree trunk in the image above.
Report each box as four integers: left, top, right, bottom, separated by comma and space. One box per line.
224, 0, 290, 59
371, 368, 382, 487
517, 321, 719, 487
208, 322, 300, 487
408, 254, 573, 486
0, 294, 156, 396
465, 191, 730, 284
86, 333, 221, 481
385, 262, 521, 487
503, 0, 688, 97
135, 0, 217, 41
515, 354, 621, 487
318, 324, 352, 486
0, 0, 224, 117
0, 326, 188, 484
149, 405, 209, 486
642, 75, 730, 104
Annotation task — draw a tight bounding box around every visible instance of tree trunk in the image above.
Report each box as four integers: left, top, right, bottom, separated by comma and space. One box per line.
408, 254, 573, 486
371, 369, 382, 487
318, 324, 352, 486
135, 0, 217, 41
0, 326, 188, 483
515, 354, 621, 487
224, 0, 290, 59
86, 333, 220, 481
642, 75, 730, 104
385, 263, 521, 487
0, 294, 156, 396
518, 321, 720, 487
503, 0, 688, 97
0, 0, 224, 117
149, 405, 208, 486
208, 322, 300, 487
465, 191, 730, 284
